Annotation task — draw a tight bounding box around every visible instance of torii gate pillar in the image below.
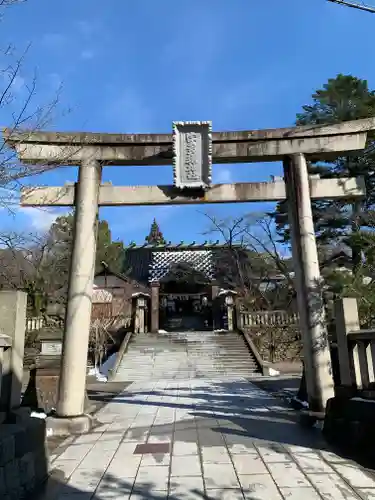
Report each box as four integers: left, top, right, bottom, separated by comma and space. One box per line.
284, 153, 334, 413
56, 155, 101, 420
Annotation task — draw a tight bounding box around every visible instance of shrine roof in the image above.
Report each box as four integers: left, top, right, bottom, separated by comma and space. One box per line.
149, 250, 214, 282
123, 241, 243, 250
123, 244, 236, 284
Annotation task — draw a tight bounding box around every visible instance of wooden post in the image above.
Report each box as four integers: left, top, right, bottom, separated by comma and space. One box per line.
151, 282, 160, 334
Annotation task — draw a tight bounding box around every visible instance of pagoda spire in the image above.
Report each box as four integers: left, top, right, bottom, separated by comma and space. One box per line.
145, 218, 166, 245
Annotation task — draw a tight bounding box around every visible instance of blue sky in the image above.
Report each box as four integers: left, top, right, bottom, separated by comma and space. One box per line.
1, 0, 375, 245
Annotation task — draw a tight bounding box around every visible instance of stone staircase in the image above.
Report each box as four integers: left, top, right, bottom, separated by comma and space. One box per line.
113, 330, 261, 382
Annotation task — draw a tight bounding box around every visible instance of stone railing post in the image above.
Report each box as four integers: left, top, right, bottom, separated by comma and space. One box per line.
56, 155, 102, 427
0, 291, 27, 410
284, 153, 334, 413
334, 298, 360, 389
0, 333, 12, 422
151, 281, 160, 333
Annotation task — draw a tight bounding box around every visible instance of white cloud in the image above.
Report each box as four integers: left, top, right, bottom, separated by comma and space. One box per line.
80, 49, 95, 60
19, 207, 61, 232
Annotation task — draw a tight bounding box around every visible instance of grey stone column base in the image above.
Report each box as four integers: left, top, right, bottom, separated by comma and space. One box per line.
46, 414, 93, 436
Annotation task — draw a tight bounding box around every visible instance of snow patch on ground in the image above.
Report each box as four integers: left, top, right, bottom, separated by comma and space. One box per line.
31, 411, 47, 419
88, 353, 117, 382
268, 368, 280, 376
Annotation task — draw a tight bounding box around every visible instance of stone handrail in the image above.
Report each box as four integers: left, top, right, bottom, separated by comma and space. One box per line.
335, 298, 375, 395
239, 329, 272, 376
239, 310, 299, 328
107, 331, 133, 381
345, 329, 375, 391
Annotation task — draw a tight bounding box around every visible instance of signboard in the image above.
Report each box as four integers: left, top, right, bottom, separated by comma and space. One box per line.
173, 121, 212, 189
41, 341, 62, 356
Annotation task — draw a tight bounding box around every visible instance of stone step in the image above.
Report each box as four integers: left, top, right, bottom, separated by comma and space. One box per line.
113, 330, 260, 382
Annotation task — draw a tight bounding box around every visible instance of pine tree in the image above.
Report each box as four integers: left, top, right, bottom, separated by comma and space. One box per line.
145, 218, 166, 245
272, 74, 375, 270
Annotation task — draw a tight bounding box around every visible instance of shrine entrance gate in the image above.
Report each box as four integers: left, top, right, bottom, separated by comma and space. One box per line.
4, 118, 374, 431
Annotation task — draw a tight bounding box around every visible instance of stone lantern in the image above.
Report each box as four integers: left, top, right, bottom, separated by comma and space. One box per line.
132, 293, 150, 334
219, 289, 238, 332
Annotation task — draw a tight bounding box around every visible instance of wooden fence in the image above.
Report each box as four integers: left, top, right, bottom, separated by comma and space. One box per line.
239, 309, 299, 328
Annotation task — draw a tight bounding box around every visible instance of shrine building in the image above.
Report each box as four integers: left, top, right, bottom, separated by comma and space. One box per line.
122, 219, 241, 332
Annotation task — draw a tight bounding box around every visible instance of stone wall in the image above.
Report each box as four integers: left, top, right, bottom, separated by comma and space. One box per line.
247, 326, 302, 363
0, 410, 49, 499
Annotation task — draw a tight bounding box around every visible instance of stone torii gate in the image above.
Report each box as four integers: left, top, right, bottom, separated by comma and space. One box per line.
3, 118, 374, 432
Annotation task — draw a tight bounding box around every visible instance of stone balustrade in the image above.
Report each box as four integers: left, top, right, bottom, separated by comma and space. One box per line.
335, 297, 375, 393
239, 310, 299, 328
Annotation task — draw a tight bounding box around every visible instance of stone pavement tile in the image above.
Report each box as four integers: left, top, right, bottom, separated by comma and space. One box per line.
58, 444, 93, 462
50, 458, 81, 479
171, 455, 201, 476
227, 443, 258, 455
169, 475, 205, 499
67, 468, 102, 493
129, 488, 168, 499
196, 418, 219, 428
174, 421, 197, 432
74, 433, 102, 445
198, 429, 226, 447
173, 441, 199, 456
141, 453, 170, 466
78, 448, 118, 470
280, 487, 321, 499
232, 453, 269, 475
286, 445, 315, 454
203, 463, 240, 489
201, 445, 232, 463
334, 464, 375, 488
206, 489, 245, 500
256, 444, 292, 463
105, 455, 141, 478
319, 450, 348, 463
94, 437, 122, 451
268, 462, 311, 488
292, 452, 336, 474
358, 489, 375, 499
114, 442, 138, 456
307, 473, 361, 499
239, 474, 283, 500
147, 434, 173, 444
134, 465, 169, 490
94, 485, 129, 499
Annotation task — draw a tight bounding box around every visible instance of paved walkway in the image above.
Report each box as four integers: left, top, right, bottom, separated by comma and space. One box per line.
47, 378, 375, 499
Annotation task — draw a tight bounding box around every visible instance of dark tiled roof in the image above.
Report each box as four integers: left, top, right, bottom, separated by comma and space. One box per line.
124, 242, 243, 250
150, 250, 214, 281
96, 260, 149, 292
123, 246, 228, 284
123, 248, 153, 284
